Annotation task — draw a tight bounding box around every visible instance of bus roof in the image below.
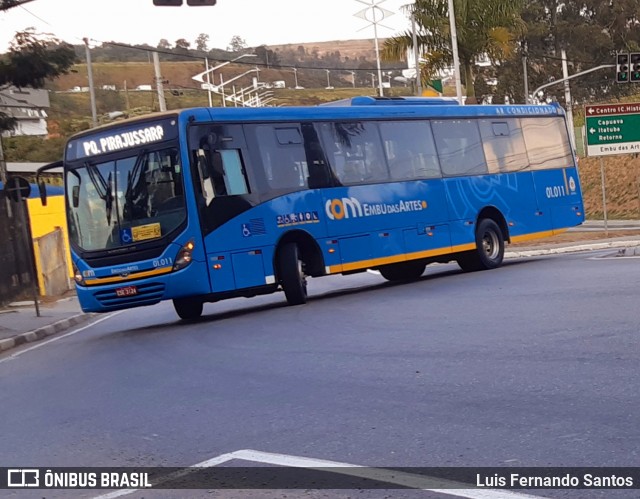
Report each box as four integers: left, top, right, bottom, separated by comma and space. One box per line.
319, 96, 461, 106
68, 99, 566, 142
198, 100, 565, 122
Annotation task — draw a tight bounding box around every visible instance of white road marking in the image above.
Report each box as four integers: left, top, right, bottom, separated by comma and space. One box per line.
589, 255, 640, 260
0, 312, 122, 364
92, 449, 547, 499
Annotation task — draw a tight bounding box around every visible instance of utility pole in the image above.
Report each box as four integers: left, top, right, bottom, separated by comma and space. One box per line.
561, 49, 575, 151
83, 38, 98, 127
205, 57, 213, 107
124, 80, 130, 110
447, 0, 463, 104
522, 41, 529, 104
0, 136, 7, 184
411, 12, 422, 96
152, 51, 167, 112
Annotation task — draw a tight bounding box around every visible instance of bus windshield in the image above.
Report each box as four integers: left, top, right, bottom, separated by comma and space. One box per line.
66, 147, 186, 251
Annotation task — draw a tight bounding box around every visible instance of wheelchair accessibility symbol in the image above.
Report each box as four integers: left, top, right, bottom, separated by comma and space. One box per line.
242, 224, 252, 237
120, 228, 133, 244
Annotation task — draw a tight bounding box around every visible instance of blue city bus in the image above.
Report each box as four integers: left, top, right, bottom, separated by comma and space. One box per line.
37, 96, 584, 320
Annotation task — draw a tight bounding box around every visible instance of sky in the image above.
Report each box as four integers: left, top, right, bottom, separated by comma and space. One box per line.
0, 0, 412, 52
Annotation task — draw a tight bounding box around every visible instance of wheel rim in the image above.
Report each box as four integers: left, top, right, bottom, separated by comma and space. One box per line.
482, 230, 500, 260
297, 259, 307, 290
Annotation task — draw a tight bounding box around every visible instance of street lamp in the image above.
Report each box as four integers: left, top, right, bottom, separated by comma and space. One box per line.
192, 53, 257, 82
291, 67, 303, 89
347, 70, 356, 87
354, 0, 394, 97
367, 72, 376, 89
221, 68, 260, 106
192, 53, 257, 106
325, 69, 334, 89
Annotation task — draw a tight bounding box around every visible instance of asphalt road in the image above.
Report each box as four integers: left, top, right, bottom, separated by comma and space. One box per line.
2, 249, 639, 498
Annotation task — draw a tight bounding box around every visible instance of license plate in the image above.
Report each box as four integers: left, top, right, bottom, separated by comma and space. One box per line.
115, 285, 138, 297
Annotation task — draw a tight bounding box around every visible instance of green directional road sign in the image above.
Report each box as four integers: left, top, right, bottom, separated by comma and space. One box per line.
585, 102, 640, 157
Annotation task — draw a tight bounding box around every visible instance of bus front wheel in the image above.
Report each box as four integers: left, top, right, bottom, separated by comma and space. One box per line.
457, 218, 504, 272
173, 298, 203, 321
278, 242, 307, 305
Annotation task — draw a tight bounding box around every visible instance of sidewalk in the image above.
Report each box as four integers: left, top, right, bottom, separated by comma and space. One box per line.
507, 233, 640, 258
1, 233, 640, 355
0, 290, 95, 353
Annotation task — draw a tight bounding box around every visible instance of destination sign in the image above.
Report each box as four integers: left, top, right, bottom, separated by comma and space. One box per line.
585, 103, 640, 157
66, 118, 178, 161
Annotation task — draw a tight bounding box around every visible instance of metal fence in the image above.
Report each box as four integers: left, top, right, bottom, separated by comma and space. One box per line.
0, 195, 36, 306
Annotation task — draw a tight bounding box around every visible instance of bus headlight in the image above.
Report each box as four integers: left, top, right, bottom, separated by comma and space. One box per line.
73, 263, 86, 285
173, 239, 195, 271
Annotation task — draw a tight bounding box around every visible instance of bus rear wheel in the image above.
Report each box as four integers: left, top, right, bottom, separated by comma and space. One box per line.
278, 242, 307, 305
379, 261, 426, 281
457, 218, 504, 272
173, 298, 203, 321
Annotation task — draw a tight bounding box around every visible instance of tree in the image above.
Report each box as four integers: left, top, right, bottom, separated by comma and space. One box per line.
195, 33, 209, 52
227, 35, 247, 53
254, 45, 280, 68
1, 0, 36, 9
174, 38, 191, 50
0, 28, 76, 132
495, 0, 640, 106
157, 38, 172, 50
381, 0, 525, 101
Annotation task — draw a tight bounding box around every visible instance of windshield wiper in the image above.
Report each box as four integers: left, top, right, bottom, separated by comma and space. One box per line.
106, 171, 113, 226
123, 150, 147, 221
85, 162, 113, 224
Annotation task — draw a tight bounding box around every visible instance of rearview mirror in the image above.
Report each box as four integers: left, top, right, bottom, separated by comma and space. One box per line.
38, 181, 48, 206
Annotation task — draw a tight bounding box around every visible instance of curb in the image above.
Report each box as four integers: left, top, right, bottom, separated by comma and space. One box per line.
0, 313, 96, 353
506, 240, 640, 258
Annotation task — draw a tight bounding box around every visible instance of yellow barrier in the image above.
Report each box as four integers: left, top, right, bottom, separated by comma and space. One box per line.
26, 196, 73, 294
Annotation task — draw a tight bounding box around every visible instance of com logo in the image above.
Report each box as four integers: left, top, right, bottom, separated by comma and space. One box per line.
325, 197, 363, 220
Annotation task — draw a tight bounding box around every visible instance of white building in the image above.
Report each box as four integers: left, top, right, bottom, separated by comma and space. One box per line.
0, 86, 50, 137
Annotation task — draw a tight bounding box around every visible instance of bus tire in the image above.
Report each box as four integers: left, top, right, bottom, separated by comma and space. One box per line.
379, 261, 426, 281
457, 218, 504, 272
173, 298, 203, 321
278, 242, 307, 305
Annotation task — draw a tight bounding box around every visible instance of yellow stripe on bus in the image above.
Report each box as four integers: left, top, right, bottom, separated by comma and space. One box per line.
328, 243, 476, 274
329, 227, 571, 274
84, 266, 173, 286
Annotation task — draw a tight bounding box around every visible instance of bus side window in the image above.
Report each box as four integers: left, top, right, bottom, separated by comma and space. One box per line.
521, 117, 573, 170
432, 119, 488, 177
317, 121, 387, 185
216, 149, 250, 196
479, 119, 529, 173
251, 124, 309, 192
211, 151, 228, 196
302, 123, 335, 188
273, 159, 304, 189
379, 121, 441, 180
